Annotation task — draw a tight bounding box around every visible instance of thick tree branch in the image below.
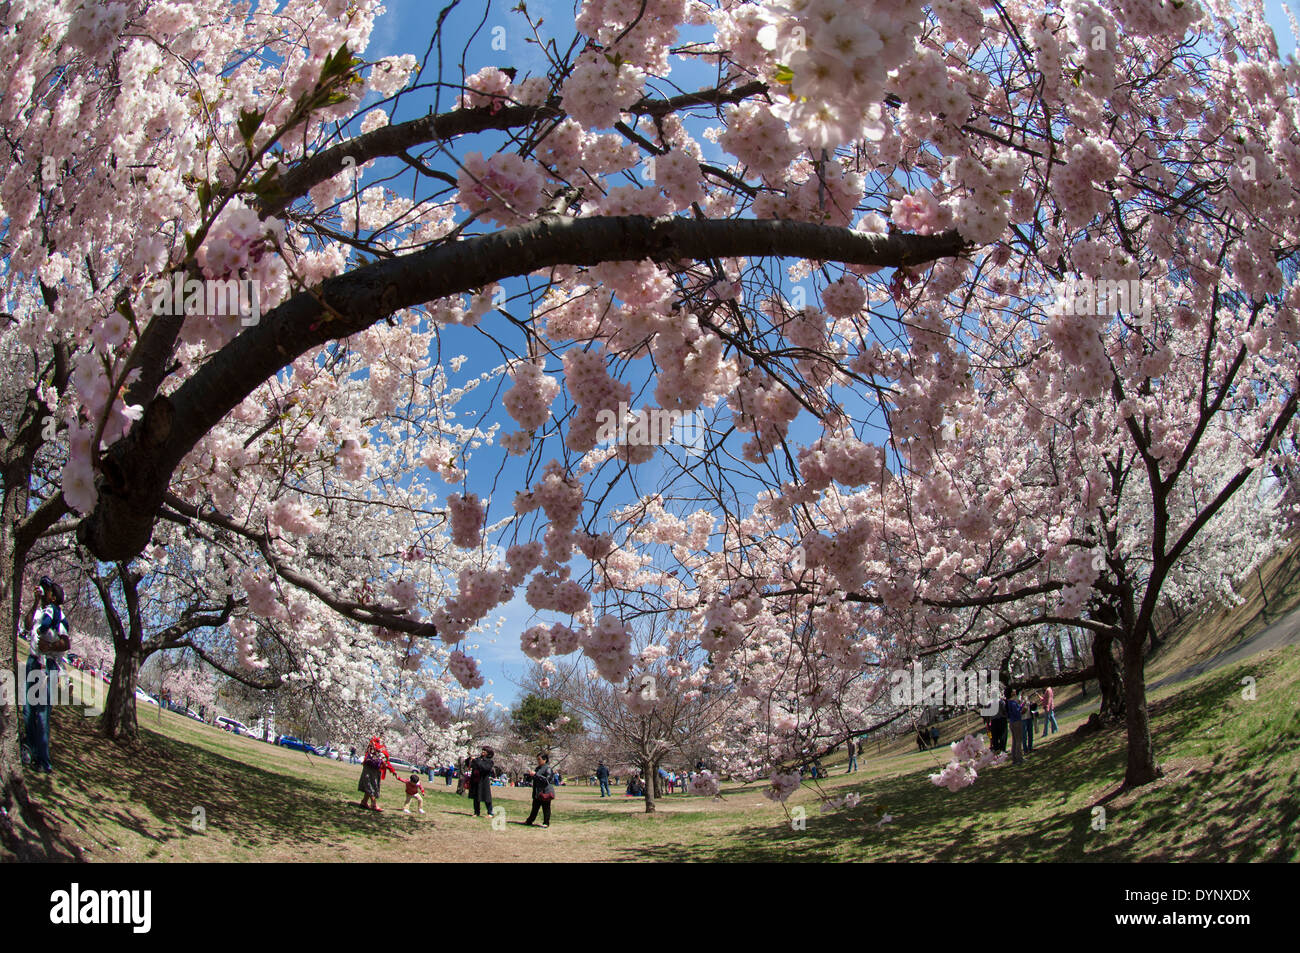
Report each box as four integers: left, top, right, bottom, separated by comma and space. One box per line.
171, 638, 283, 691
258, 81, 768, 218
1008, 666, 1096, 691
158, 493, 439, 639
144, 594, 241, 655
258, 101, 563, 217
80, 216, 967, 562
15, 493, 70, 552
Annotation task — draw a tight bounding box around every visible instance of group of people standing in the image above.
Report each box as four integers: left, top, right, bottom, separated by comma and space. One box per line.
594, 760, 703, 797
358, 741, 558, 826
986, 686, 1059, 763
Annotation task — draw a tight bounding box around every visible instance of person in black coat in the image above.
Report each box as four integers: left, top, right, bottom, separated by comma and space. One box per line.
990, 696, 1009, 753
524, 752, 556, 827
469, 746, 495, 817
596, 760, 611, 797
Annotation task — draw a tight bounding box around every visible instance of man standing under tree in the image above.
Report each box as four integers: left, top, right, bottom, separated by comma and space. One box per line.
469, 747, 495, 817
596, 760, 611, 797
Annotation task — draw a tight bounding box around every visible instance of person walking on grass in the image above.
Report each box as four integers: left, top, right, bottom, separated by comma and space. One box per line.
525, 752, 556, 828
1025, 692, 1038, 754
1044, 686, 1059, 735
596, 760, 611, 797
1007, 689, 1025, 764
358, 736, 397, 811
22, 576, 70, 774
469, 746, 495, 817
402, 773, 426, 814
846, 738, 858, 774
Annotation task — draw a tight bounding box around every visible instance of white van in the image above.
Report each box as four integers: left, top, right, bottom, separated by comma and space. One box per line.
215, 716, 249, 735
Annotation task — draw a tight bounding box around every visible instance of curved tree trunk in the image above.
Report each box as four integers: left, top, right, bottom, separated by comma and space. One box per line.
1092, 628, 1125, 724
0, 509, 42, 860
1121, 635, 1161, 789
1148, 620, 1164, 654
0, 316, 72, 860
101, 647, 143, 742
1083, 603, 1126, 728
0, 486, 71, 860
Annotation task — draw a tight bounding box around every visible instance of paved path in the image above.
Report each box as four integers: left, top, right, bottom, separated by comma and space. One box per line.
1148, 603, 1300, 691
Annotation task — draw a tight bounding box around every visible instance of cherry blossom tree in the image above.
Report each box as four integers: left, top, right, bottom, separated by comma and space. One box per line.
89, 555, 238, 739
3, 0, 1300, 859
535, 615, 733, 813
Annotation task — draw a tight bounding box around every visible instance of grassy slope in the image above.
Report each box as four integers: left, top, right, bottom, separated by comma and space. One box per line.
20, 615, 1300, 862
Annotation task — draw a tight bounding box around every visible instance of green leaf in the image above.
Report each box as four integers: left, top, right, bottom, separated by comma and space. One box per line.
320, 43, 357, 82
237, 108, 265, 149
773, 64, 795, 85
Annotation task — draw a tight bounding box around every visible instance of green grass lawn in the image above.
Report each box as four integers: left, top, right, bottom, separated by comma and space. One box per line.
24, 642, 1300, 862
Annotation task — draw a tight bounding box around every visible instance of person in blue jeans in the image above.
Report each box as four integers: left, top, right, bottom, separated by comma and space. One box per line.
1006, 689, 1025, 764
1044, 686, 1060, 734
23, 576, 69, 774
596, 760, 611, 797
846, 739, 858, 773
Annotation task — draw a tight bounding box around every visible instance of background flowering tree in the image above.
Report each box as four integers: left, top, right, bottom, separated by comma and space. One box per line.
3, 0, 1300, 857
523, 613, 730, 813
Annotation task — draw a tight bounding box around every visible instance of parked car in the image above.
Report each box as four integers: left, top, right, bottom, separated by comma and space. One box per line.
216, 716, 249, 735
276, 736, 320, 754
134, 689, 158, 706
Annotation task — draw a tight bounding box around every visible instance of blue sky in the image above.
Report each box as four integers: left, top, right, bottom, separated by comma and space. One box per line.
349, 0, 1300, 709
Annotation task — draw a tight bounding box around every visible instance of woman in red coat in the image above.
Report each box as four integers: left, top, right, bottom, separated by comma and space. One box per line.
358, 736, 397, 811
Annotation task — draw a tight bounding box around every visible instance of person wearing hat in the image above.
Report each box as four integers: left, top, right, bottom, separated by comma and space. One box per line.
469, 746, 495, 817
23, 576, 69, 773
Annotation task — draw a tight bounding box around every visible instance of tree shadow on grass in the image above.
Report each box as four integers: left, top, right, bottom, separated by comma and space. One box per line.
619, 652, 1299, 863
27, 712, 410, 858
561, 804, 713, 825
